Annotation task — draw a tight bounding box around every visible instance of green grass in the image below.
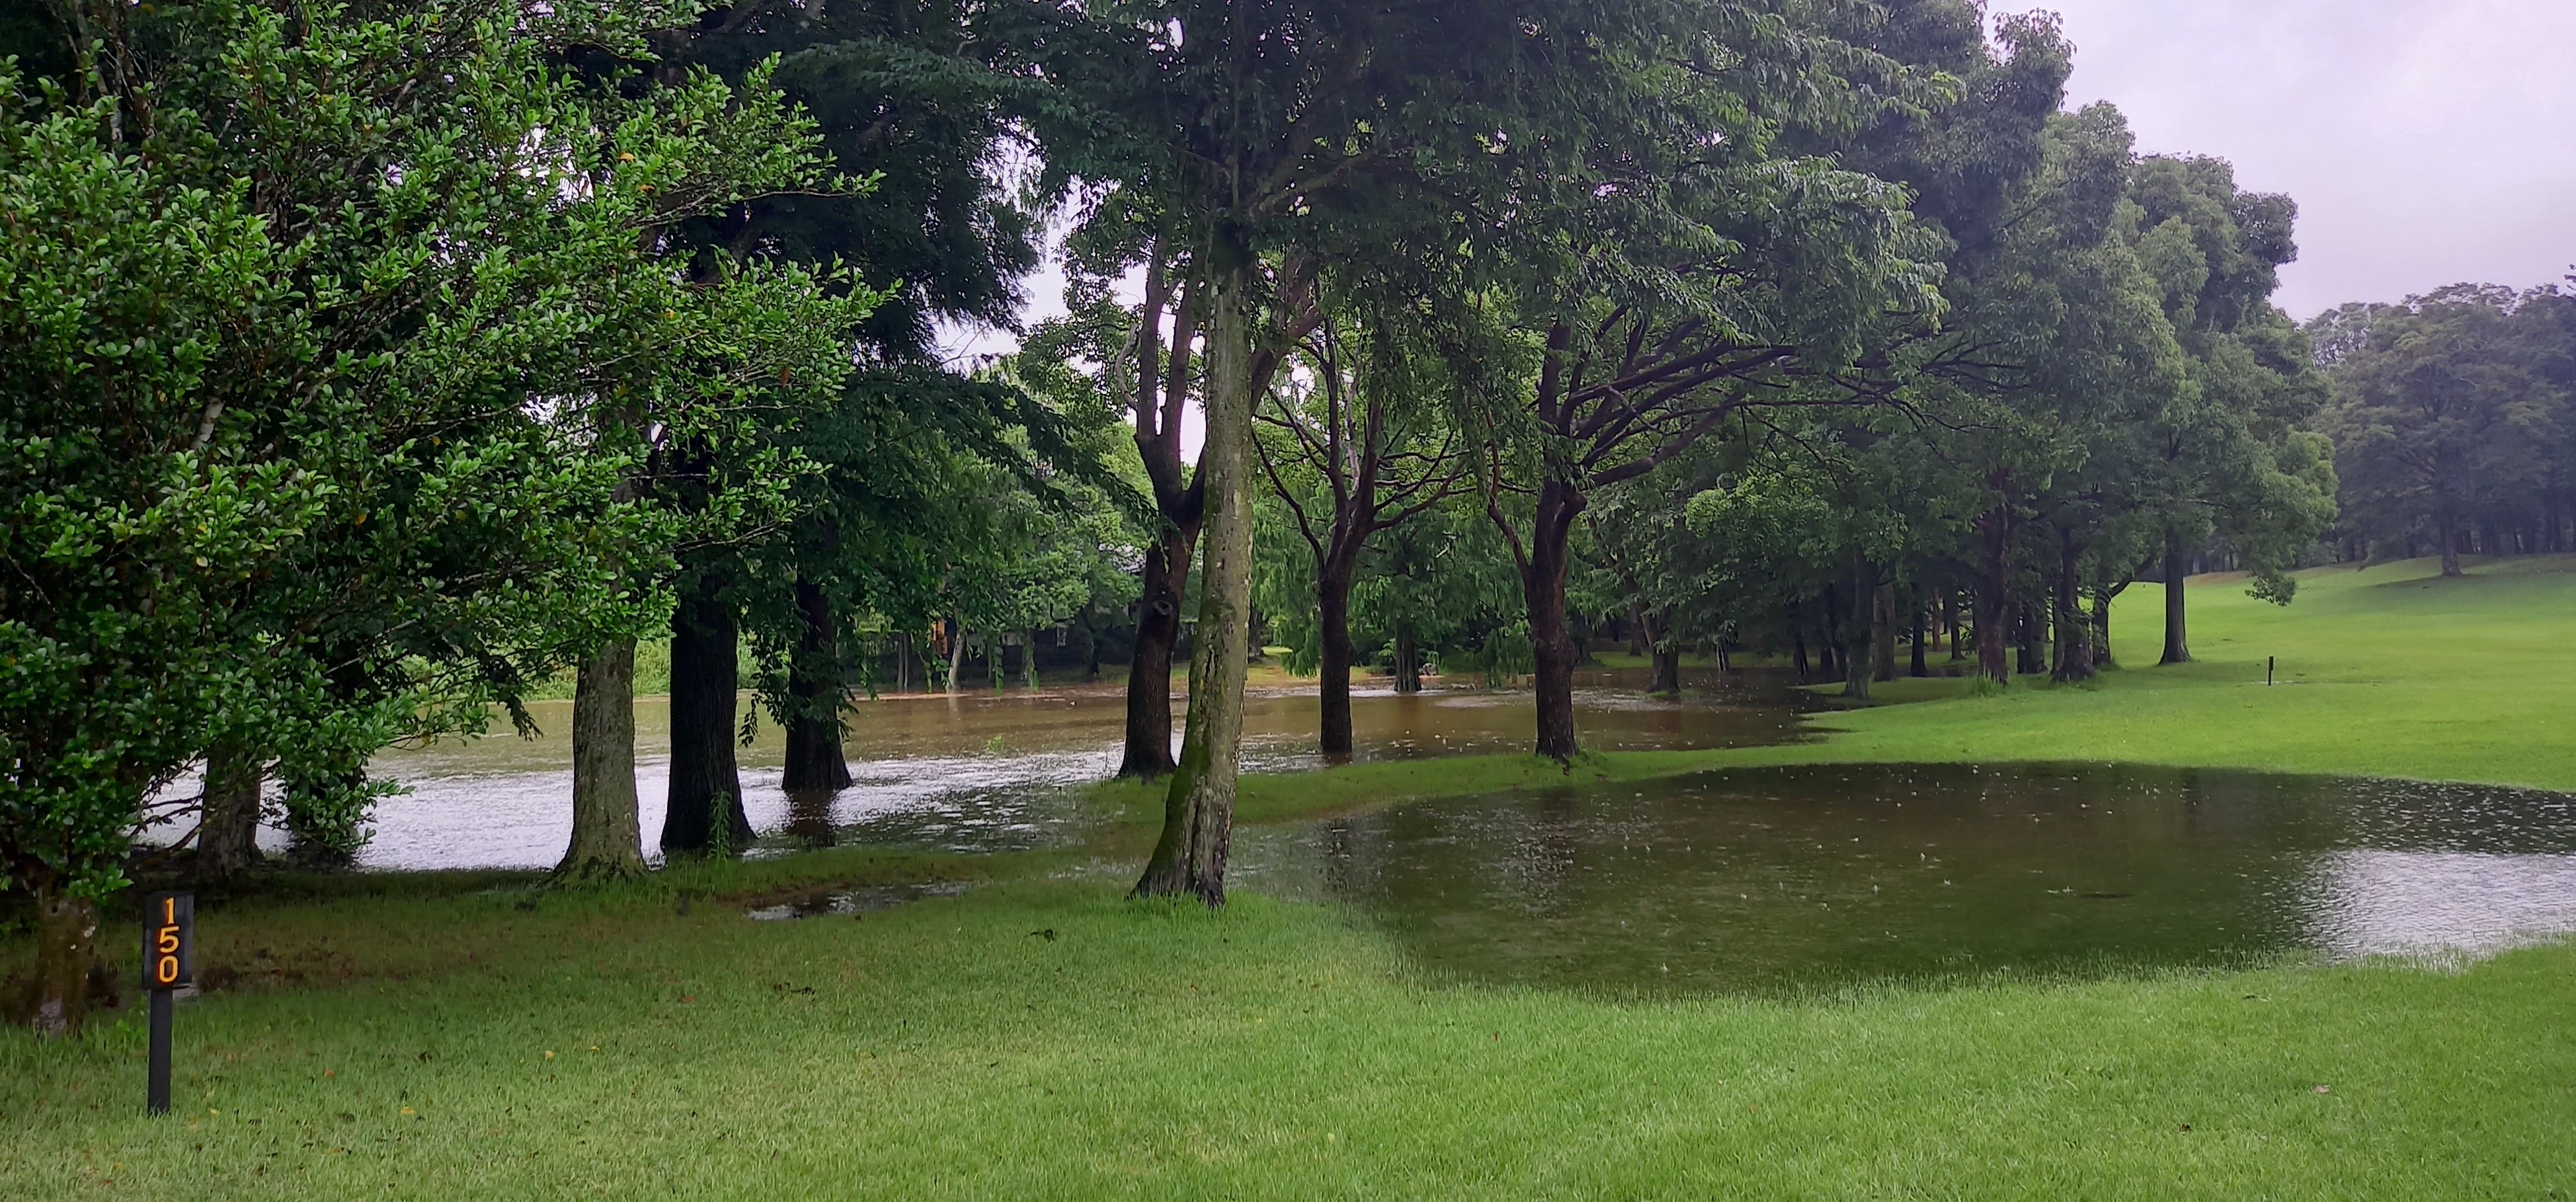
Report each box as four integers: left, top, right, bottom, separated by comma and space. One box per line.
1216, 554, 2576, 824
7, 867, 2573, 1199
1707, 553, 2576, 791
9, 553, 2576, 1198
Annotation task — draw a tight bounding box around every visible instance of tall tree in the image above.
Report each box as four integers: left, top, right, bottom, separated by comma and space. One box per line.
1254, 310, 1471, 753
1016, 0, 1614, 901
2317, 285, 2559, 577
1465, 3, 1955, 755
3, 0, 867, 1025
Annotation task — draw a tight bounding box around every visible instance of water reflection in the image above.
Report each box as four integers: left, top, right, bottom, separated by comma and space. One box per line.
335, 667, 1800, 869
1227, 763, 2576, 994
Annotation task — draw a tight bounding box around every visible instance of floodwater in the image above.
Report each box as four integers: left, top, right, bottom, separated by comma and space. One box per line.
209, 666, 2576, 992
1227, 763, 2576, 994
323, 666, 1807, 870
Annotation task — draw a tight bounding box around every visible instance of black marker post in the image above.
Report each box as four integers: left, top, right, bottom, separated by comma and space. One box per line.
141, 892, 193, 1115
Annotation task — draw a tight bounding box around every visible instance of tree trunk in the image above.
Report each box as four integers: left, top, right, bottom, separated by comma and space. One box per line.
1792, 625, 1811, 682
2015, 597, 2046, 676
2052, 527, 2093, 682
22, 884, 97, 1035
945, 618, 968, 695
1637, 604, 1678, 694
557, 639, 643, 880
1843, 561, 1875, 700
2159, 537, 2192, 664
1871, 580, 1897, 683
197, 742, 264, 879
1117, 526, 1193, 778
1520, 478, 1587, 760
1135, 270, 1256, 904
2437, 501, 2463, 577
663, 575, 750, 855
1945, 590, 1964, 661
1976, 496, 2011, 686
1908, 598, 1929, 678
1392, 624, 1421, 694
2091, 586, 2112, 669
1316, 557, 1357, 756
782, 579, 852, 792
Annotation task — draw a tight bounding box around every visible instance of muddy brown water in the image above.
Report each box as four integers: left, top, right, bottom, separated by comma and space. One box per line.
191, 666, 2576, 991
306, 666, 1808, 869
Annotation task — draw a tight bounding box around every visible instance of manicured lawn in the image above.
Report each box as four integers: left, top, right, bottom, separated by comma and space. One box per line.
7, 554, 2575, 1199
1711, 554, 2576, 791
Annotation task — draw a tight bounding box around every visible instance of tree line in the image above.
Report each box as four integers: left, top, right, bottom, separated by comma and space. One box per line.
7, 0, 2561, 1033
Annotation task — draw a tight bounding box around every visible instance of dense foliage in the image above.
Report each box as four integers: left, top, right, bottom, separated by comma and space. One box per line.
27, 0, 2559, 1029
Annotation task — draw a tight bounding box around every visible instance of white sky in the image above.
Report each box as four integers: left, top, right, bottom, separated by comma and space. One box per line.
942, 0, 2576, 370
2033, 0, 2576, 316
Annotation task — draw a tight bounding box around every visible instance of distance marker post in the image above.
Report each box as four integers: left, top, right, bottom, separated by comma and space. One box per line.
141, 892, 193, 1115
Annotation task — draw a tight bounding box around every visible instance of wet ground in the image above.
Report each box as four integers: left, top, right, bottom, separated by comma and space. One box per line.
202, 666, 2576, 992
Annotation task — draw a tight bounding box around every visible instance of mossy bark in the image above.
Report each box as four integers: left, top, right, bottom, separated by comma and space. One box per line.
556, 639, 644, 881
24, 885, 97, 1035
1135, 273, 1255, 904
197, 742, 264, 879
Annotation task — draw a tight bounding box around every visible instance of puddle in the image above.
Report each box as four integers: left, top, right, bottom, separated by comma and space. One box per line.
743, 879, 975, 920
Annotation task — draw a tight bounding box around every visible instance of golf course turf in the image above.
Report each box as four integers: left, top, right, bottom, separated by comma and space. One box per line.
5, 555, 2572, 1198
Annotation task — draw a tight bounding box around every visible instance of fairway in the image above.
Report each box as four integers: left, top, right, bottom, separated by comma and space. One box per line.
1714, 554, 2576, 791
7, 559, 2576, 1199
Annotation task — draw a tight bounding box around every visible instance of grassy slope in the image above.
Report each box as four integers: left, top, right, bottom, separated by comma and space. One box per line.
1716, 554, 2576, 791
9, 555, 2576, 1199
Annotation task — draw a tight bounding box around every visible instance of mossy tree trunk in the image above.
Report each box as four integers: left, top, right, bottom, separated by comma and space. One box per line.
557, 639, 644, 881
197, 742, 265, 879
1135, 270, 1255, 904
24, 884, 97, 1035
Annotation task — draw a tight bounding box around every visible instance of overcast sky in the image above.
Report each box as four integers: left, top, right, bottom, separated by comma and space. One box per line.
946, 0, 2576, 364
2033, 0, 2575, 317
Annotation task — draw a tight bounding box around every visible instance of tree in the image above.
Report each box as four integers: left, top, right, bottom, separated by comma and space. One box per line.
2123, 155, 2331, 660
3, 0, 869, 1027
1015, 0, 1615, 901
577, 0, 1094, 856
1461, 2, 1958, 755
1254, 310, 1472, 752
2317, 285, 2561, 577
